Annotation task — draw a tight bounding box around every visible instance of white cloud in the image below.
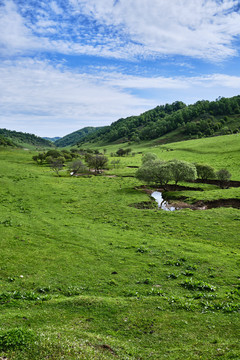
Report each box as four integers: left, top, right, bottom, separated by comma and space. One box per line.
0, 0, 240, 60
0, 58, 154, 136
69, 0, 240, 60
1, 58, 240, 136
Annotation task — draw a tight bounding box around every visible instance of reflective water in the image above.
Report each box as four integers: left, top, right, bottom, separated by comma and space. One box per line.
151, 191, 176, 211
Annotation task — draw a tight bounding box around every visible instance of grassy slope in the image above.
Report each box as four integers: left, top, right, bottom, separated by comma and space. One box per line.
0, 129, 53, 149
0, 135, 240, 359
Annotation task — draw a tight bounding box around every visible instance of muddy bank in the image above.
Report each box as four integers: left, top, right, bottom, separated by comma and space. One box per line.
133, 186, 240, 211
136, 184, 204, 192
201, 198, 240, 209
194, 179, 240, 188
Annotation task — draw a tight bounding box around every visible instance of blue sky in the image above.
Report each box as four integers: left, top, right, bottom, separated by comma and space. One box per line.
1, 0, 240, 137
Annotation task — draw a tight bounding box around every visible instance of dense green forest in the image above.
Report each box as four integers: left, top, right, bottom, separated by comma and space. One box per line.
54, 126, 102, 147
0, 135, 15, 147
77, 95, 240, 145
0, 129, 53, 148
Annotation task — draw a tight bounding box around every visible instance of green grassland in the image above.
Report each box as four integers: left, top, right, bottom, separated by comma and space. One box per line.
0, 134, 240, 359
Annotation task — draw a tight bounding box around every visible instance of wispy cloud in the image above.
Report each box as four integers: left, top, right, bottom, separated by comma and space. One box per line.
1, 0, 240, 61
1, 1, 240, 136
1, 57, 240, 136
0, 58, 153, 136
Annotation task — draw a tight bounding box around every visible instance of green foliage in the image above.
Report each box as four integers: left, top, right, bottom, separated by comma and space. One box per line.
141, 152, 157, 164
0, 135, 15, 147
195, 163, 216, 180
0, 128, 53, 148
180, 279, 216, 292
50, 158, 64, 176
169, 159, 197, 184
136, 157, 197, 185
76, 95, 240, 145
45, 149, 62, 158
55, 127, 102, 147
0, 290, 50, 302
216, 168, 232, 182
135, 161, 160, 184
116, 148, 132, 156
0, 328, 36, 350
32, 149, 79, 169
68, 160, 87, 175
85, 154, 108, 173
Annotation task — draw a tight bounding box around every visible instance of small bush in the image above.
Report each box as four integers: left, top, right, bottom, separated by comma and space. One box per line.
180, 279, 216, 292
0, 328, 36, 350
136, 246, 148, 253
167, 273, 178, 279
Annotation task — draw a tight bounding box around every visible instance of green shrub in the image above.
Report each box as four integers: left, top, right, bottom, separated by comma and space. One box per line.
180, 279, 216, 292
0, 328, 36, 350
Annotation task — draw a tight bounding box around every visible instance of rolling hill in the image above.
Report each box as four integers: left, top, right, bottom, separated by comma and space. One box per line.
54, 126, 102, 147
76, 95, 240, 146
0, 129, 54, 148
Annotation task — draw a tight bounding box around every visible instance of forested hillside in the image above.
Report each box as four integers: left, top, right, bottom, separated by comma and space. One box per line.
0, 129, 53, 148
55, 126, 102, 147
0, 135, 15, 147
77, 95, 240, 145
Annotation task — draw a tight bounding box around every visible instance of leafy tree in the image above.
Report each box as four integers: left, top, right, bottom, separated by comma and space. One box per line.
50, 158, 64, 176
45, 156, 54, 164
152, 161, 172, 186
195, 164, 216, 180
135, 162, 158, 184
136, 160, 172, 186
169, 160, 197, 185
32, 155, 40, 164
216, 169, 231, 182
45, 149, 62, 158
125, 148, 132, 155
142, 153, 157, 164
85, 155, 108, 173
116, 148, 126, 157
32, 153, 45, 164
216, 169, 231, 188
69, 160, 87, 175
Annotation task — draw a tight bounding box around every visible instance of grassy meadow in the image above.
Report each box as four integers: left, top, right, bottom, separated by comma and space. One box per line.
0, 134, 240, 359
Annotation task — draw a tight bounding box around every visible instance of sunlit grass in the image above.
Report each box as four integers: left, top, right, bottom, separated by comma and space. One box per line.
0, 135, 240, 359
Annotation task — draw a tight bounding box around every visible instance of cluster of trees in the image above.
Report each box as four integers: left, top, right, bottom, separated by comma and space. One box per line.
0, 135, 15, 147
0, 128, 53, 147
32, 148, 109, 176
136, 153, 231, 188
136, 154, 197, 187
115, 148, 132, 156
32, 149, 79, 165
77, 95, 240, 145
84, 154, 108, 173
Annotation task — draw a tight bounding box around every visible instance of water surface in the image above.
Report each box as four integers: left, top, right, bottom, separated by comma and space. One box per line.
151, 191, 176, 211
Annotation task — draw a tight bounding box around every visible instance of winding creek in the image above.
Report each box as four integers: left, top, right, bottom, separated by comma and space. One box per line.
151, 191, 176, 211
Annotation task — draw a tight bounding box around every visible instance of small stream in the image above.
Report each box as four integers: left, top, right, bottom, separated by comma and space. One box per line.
151, 191, 176, 211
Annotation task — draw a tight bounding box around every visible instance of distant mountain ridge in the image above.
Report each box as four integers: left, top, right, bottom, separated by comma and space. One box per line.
76, 95, 240, 146
54, 126, 103, 147
43, 136, 61, 142
0, 128, 54, 148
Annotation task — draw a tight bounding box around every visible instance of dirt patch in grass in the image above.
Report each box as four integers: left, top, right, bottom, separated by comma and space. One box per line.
194, 179, 240, 188
203, 198, 240, 209
136, 184, 203, 192
134, 186, 240, 211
